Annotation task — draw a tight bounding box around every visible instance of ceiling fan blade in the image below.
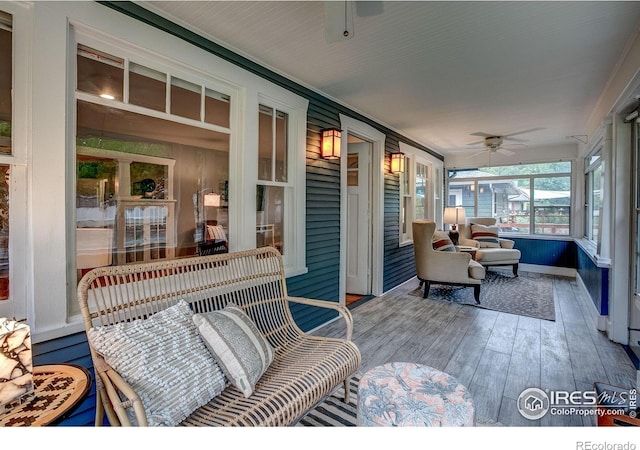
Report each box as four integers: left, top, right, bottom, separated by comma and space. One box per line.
502, 127, 545, 139
501, 136, 527, 143
470, 132, 494, 138
497, 148, 515, 156
471, 150, 487, 158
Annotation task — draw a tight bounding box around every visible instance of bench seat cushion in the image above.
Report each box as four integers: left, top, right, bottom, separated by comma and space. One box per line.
180, 334, 361, 426
476, 248, 521, 263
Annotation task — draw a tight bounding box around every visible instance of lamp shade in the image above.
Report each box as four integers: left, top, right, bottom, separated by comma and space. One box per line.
204, 192, 221, 207
443, 206, 466, 225
321, 128, 342, 159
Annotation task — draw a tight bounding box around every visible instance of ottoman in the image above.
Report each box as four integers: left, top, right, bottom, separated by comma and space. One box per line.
357, 362, 475, 426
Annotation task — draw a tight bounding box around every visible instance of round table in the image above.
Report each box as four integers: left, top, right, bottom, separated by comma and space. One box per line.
357, 362, 475, 426
0, 364, 91, 426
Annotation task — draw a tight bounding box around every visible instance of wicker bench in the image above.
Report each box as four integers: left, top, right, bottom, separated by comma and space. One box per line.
77, 247, 361, 426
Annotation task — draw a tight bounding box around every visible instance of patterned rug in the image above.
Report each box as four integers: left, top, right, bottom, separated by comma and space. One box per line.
408, 268, 556, 321
297, 375, 502, 427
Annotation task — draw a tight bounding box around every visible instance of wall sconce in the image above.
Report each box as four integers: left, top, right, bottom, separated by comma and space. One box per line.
321, 128, 342, 160
390, 152, 405, 174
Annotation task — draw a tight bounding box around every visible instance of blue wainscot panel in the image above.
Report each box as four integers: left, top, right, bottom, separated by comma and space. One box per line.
509, 237, 577, 268
576, 244, 609, 316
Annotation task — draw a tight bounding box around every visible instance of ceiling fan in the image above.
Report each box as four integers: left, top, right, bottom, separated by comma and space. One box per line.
470, 136, 518, 157
324, 1, 384, 43
467, 128, 544, 157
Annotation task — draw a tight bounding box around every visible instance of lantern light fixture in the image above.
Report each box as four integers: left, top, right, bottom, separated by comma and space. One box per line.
321, 128, 342, 160
390, 152, 405, 174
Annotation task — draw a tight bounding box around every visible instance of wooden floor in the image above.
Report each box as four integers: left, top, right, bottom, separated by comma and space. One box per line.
319, 272, 639, 426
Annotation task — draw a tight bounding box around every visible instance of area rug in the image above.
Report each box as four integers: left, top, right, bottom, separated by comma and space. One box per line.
408, 268, 555, 321
296, 375, 501, 427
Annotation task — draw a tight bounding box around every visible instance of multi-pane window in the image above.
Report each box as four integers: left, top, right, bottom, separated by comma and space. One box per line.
257, 104, 288, 254
397, 146, 440, 244
415, 161, 429, 220
75, 44, 231, 295
0, 12, 11, 156
447, 162, 572, 236
584, 151, 603, 244
0, 12, 10, 301
400, 155, 412, 242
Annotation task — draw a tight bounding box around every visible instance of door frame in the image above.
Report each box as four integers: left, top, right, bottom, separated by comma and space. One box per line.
338, 114, 386, 303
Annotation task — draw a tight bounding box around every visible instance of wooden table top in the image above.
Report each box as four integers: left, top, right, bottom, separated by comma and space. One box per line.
0, 364, 91, 427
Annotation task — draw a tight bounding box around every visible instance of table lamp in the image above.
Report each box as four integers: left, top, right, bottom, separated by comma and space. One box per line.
443, 207, 466, 246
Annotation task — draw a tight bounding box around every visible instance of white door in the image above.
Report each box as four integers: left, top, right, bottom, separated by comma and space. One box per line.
346, 142, 371, 295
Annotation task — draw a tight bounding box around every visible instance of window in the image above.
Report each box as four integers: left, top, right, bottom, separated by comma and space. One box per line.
584, 150, 603, 244
447, 162, 572, 236
0, 12, 11, 302
399, 155, 413, 243
0, 12, 11, 156
74, 43, 232, 313
257, 104, 288, 254
398, 142, 443, 244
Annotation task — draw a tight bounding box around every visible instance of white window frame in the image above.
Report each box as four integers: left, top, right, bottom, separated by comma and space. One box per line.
0, 3, 28, 322
24, 1, 309, 342
584, 146, 603, 246
255, 94, 307, 276
398, 142, 443, 245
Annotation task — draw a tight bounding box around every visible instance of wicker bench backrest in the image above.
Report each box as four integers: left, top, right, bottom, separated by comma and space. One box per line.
77, 247, 298, 349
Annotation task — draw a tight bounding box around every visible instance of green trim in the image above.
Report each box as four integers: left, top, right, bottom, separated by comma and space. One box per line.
98, 1, 443, 161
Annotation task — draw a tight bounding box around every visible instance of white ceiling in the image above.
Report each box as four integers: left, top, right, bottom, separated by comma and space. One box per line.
138, 1, 640, 157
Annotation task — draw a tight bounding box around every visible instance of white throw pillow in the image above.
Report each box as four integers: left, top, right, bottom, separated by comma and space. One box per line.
88, 300, 227, 426
193, 303, 275, 398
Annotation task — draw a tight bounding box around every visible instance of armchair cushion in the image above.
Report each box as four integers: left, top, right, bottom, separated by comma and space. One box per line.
432, 230, 455, 252
470, 223, 500, 248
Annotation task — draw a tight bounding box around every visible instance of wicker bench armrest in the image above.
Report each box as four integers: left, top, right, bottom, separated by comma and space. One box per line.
94, 356, 148, 426
287, 296, 354, 340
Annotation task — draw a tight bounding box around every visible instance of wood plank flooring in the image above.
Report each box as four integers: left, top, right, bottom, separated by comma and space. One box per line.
318, 272, 639, 426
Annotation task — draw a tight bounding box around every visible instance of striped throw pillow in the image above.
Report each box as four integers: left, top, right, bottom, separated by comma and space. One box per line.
470, 223, 500, 248
432, 230, 455, 252
193, 303, 274, 398
207, 225, 227, 242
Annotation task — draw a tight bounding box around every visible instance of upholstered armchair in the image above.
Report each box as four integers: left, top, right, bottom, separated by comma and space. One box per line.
458, 217, 521, 277
412, 220, 486, 304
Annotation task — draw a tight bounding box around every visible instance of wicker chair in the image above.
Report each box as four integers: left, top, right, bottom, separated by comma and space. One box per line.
78, 247, 361, 426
